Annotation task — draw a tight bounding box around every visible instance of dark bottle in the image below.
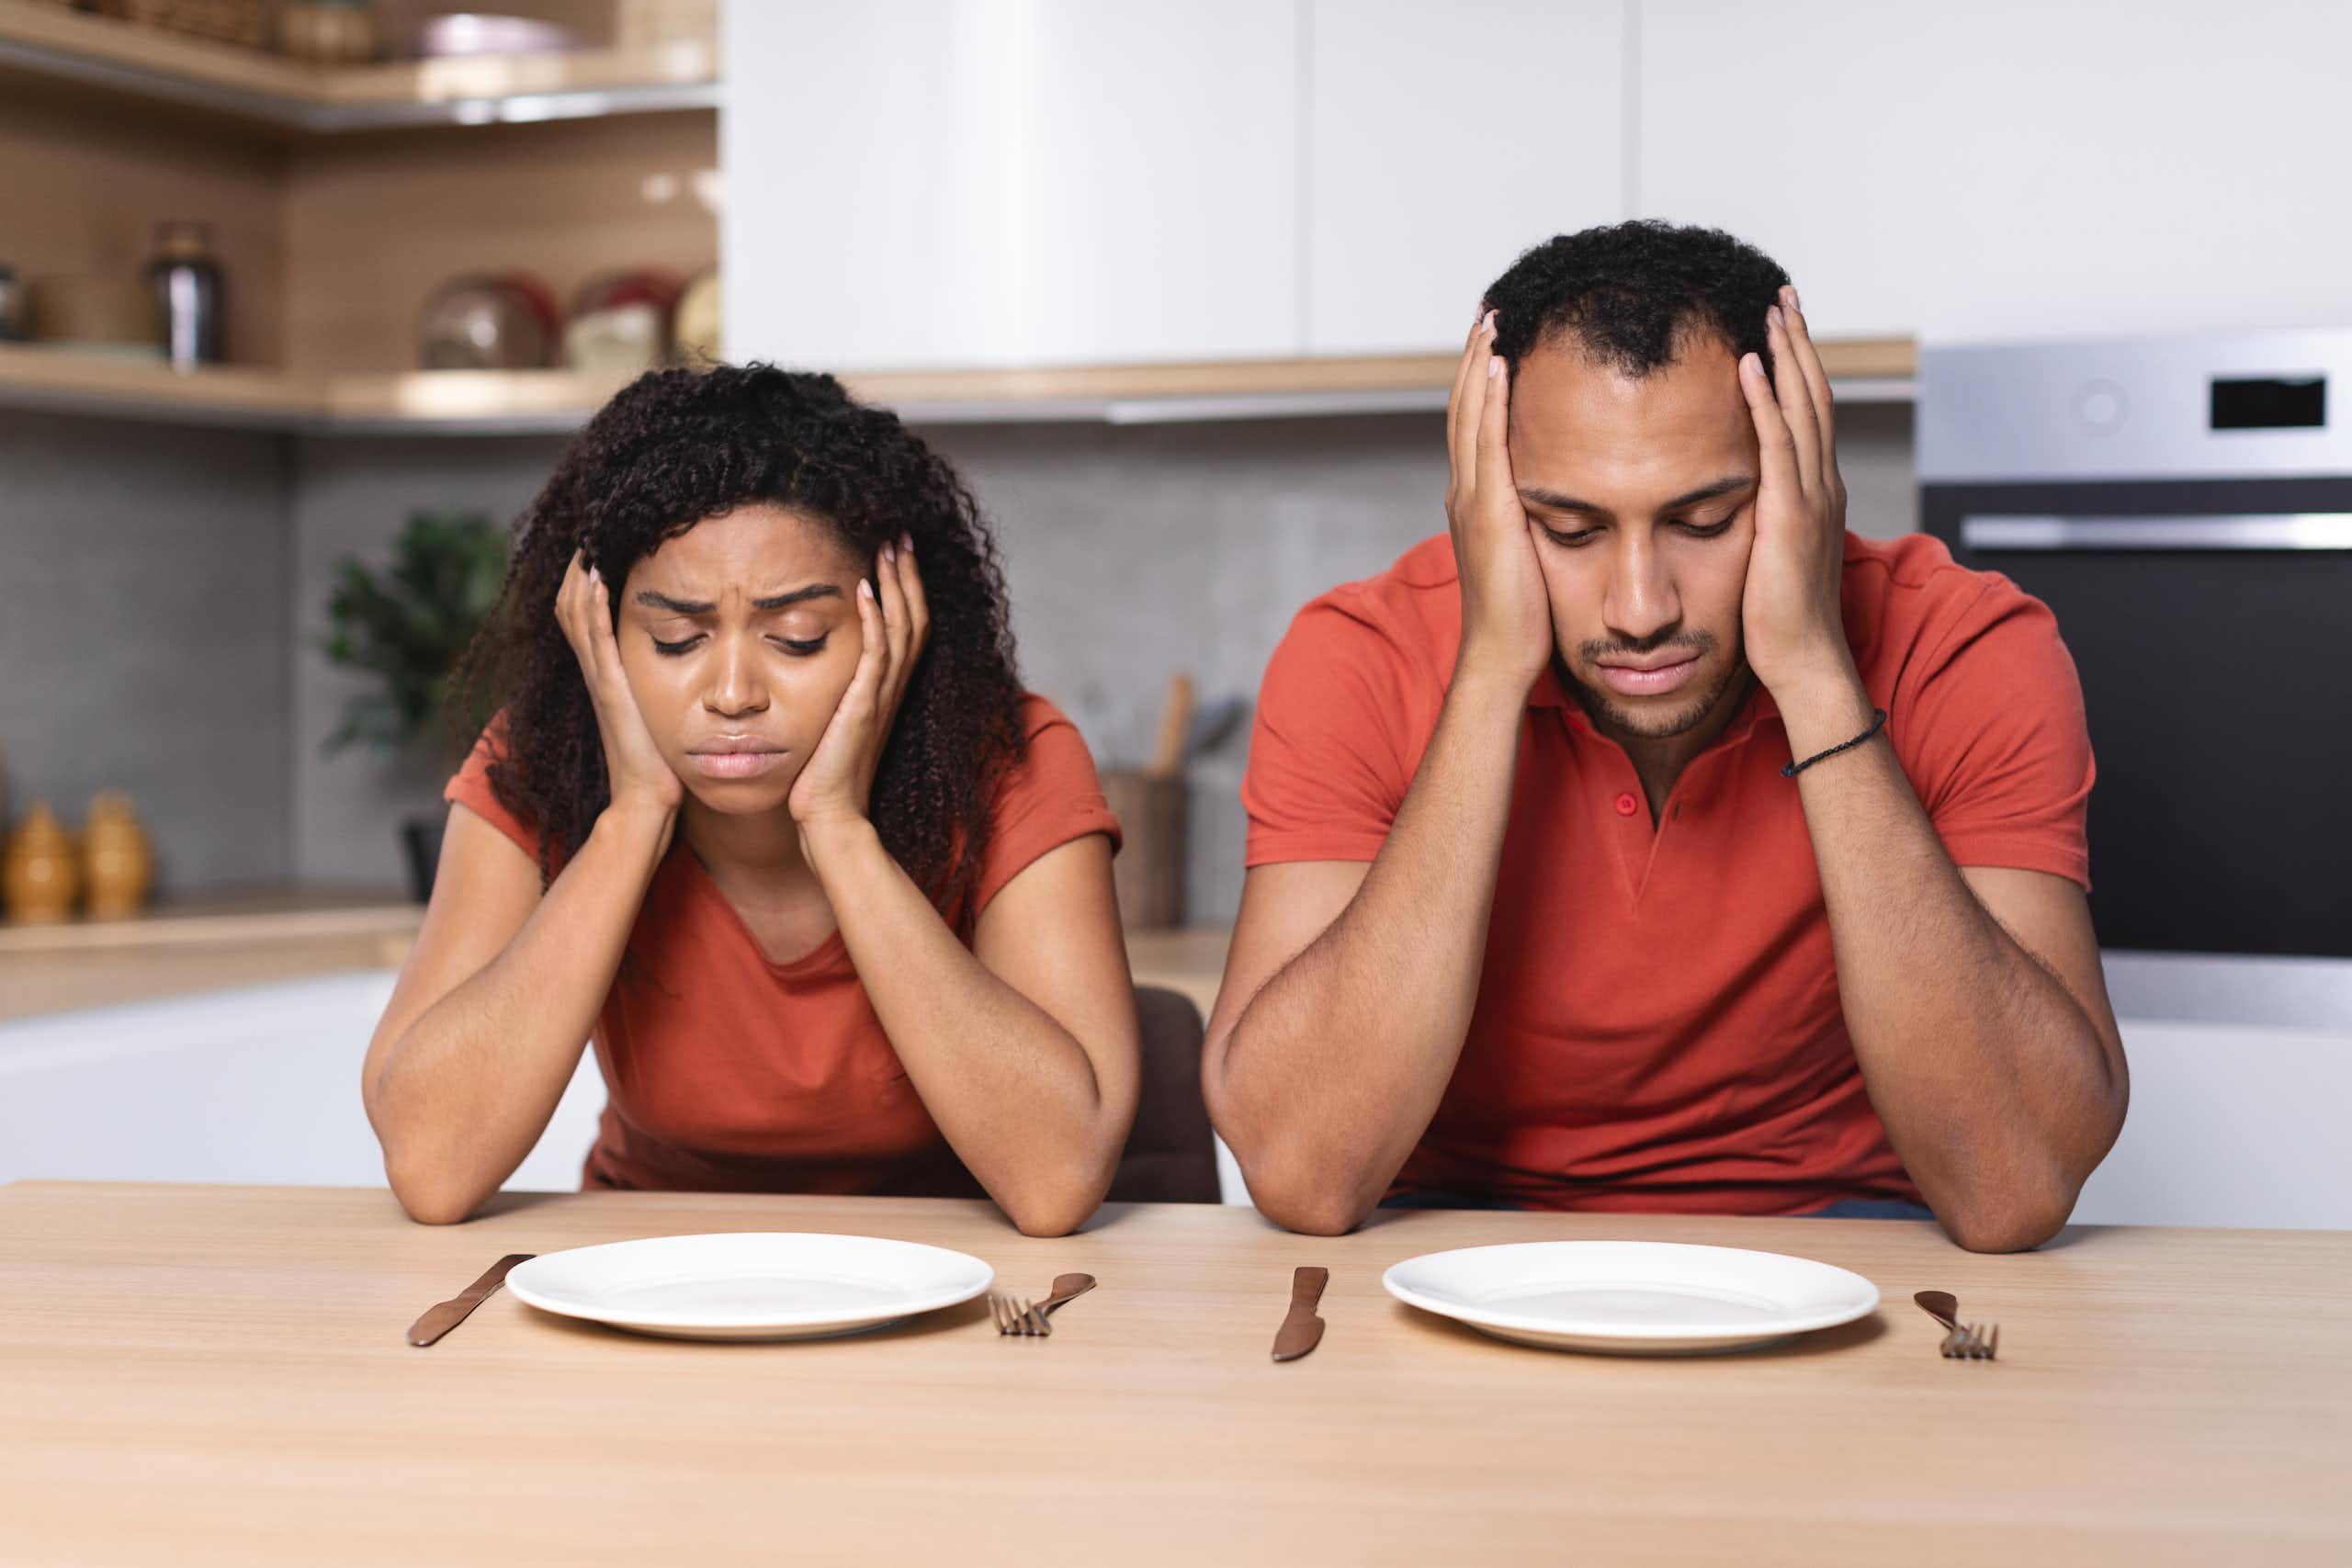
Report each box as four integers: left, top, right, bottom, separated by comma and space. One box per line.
147, 220, 224, 368
0, 263, 24, 342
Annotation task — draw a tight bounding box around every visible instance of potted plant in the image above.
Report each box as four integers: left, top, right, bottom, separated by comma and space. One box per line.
321, 509, 509, 902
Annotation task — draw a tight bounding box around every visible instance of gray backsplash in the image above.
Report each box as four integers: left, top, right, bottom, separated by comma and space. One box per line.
944, 403, 1917, 922
0, 410, 293, 892
6, 400, 1917, 918
288, 434, 566, 887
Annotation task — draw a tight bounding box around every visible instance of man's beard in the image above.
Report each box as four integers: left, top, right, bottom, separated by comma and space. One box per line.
1561, 626, 1748, 739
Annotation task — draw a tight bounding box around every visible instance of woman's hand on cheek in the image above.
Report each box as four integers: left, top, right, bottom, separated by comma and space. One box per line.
788, 535, 930, 842
556, 551, 684, 823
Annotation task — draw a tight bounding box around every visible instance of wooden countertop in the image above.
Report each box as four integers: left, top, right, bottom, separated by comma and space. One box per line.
0, 891, 424, 1021
0, 895, 1231, 1024
0, 886, 422, 954
1, 1181, 2344, 1564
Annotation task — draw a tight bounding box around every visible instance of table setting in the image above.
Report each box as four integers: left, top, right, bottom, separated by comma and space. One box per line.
4, 1180, 2344, 1565
406, 1227, 1951, 1363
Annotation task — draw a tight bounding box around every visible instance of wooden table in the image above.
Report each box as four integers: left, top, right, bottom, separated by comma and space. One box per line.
3, 1182, 2345, 1565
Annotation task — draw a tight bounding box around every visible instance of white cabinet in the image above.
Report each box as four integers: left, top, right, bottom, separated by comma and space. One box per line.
723, 0, 1302, 370
1899, 0, 2352, 343
1638, 0, 2352, 344
1634, 1, 1926, 342
1304, 0, 1627, 355
0, 974, 605, 1194
2074, 1018, 2352, 1230
725, 0, 2352, 370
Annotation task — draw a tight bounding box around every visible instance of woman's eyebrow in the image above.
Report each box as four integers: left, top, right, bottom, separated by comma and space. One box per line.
752, 585, 843, 611
631, 584, 843, 615
633, 590, 715, 615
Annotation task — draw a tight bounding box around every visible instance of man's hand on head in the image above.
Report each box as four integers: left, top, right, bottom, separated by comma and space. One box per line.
1445, 307, 1555, 694
1736, 285, 1862, 716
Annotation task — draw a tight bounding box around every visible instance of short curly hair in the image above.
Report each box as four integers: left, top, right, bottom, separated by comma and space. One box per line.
448, 363, 1026, 927
1483, 220, 1792, 387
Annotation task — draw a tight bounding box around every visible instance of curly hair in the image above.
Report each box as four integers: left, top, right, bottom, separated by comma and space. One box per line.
1483, 220, 1792, 388
448, 363, 1027, 926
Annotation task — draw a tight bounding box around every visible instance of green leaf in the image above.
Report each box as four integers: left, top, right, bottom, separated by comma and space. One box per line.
320, 509, 512, 755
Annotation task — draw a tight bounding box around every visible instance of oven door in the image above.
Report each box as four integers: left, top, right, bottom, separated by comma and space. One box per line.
1923, 476, 2352, 967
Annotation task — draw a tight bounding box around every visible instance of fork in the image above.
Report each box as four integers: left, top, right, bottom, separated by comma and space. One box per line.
1913, 1290, 2000, 1360
1941, 1321, 2000, 1359
989, 1272, 1098, 1337
989, 1292, 1051, 1336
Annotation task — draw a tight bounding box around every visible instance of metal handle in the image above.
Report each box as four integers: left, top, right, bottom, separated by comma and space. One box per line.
1960, 513, 2352, 552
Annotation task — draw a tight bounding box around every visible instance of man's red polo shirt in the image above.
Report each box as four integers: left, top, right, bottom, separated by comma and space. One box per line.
1241, 530, 2095, 1214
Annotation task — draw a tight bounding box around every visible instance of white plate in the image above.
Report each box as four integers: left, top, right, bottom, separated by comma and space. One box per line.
503, 1232, 994, 1342
1382, 1240, 1880, 1355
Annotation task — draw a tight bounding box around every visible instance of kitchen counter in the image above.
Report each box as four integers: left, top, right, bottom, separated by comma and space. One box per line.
0, 893, 1232, 1024
0, 891, 422, 1021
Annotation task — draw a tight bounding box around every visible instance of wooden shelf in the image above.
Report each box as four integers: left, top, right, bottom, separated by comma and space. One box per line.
0, 345, 637, 432
0, 0, 717, 131
0, 344, 311, 425
0, 339, 1918, 434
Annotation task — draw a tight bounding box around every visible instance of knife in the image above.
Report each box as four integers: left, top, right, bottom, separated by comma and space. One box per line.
406, 1253, 535, 1347
1272, 1265, 1329, 1362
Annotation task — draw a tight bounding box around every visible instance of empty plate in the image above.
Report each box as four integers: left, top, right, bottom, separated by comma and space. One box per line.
503, 1232, 994, 1342
1383, 1240, 1880, 1354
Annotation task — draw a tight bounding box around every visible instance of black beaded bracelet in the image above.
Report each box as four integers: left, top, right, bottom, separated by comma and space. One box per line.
1781, 707, 1888, 778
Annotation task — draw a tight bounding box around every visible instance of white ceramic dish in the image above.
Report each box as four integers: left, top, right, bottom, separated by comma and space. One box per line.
503, 1232, 994, 1342
1382, 1240, 1880, 1355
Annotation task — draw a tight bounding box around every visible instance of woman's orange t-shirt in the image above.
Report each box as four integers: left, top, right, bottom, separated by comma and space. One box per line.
442, 694, 1120, 1197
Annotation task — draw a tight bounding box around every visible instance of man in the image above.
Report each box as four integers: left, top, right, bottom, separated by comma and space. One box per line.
1204, 221, 2127, 1250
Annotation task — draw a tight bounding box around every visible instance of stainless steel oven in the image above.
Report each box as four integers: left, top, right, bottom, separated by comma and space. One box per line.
1919, 331, 2352, 1029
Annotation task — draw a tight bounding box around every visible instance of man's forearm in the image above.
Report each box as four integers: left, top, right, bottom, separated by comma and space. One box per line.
1216, 665, 1531, 1232
1781, 671, 2125, 1250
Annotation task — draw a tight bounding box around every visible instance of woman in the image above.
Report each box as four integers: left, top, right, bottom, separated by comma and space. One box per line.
361, 365, 1139, 1235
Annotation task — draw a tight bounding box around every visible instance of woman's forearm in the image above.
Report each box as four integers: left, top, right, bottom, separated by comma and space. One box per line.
802, 816, 1121, 1235
368, 801, 673, 1222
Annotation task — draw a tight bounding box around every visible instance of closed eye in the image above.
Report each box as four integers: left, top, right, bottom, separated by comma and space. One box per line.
1537, 522, 1600, 547
650, 634, 829, 657
1537, 516, 1735, 548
